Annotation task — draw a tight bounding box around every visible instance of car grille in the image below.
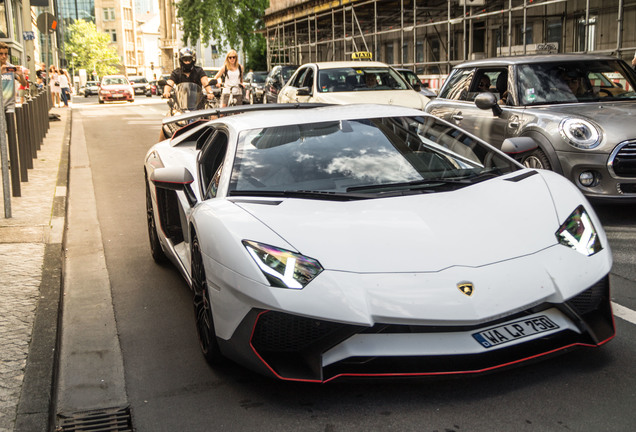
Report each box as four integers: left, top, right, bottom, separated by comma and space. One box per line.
609, 140, 636, 178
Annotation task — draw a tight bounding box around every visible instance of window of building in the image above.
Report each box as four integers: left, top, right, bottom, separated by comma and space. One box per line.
516, 25, 533, 46
0, 3, 8, 38
547, 20, 562, 44
577, 16, 596, 52
105, 29, 117, 42
103, 8, 115, 21
385, 43, 394, 65
416, 41, 424, 63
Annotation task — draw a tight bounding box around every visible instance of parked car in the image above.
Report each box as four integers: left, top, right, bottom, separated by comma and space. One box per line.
425, 54, 636, 201
155, 74, 172, 96
145, 103, 614, 382
98, 75, 134, 103
82, 81, 100, 97
244, 70, 268, 104
394, 68, 437, 97
128, 76, 152, 97
278, 61, 429, 109
262, 65, 298, 104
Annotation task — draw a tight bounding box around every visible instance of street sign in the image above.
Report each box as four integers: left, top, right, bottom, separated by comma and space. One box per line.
23, 31, 35, 41
36, 13, 58, 34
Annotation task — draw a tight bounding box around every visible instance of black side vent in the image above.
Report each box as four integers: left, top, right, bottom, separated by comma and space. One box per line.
505, 170, 538, 182
567, 276, 608, 316
57, 406, 133, 432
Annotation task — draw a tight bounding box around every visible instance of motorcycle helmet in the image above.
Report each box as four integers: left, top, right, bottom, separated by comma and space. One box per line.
178, 48, 196, 73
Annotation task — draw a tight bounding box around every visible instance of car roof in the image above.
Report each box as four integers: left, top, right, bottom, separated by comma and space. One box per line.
455, 53, 624, 69
301, 61, 393, 69
214, 104, 424, 132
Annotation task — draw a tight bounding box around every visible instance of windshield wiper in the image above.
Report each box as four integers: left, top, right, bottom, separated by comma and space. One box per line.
229, 189, 371, 201
346, 172, 499, 193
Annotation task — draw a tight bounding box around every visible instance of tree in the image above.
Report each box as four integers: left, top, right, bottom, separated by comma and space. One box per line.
177, 0, 268, 65
64, 20, 121, 78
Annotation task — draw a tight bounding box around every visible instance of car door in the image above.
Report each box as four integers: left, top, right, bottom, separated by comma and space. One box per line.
427, 67, 515, 148
280, 66, 315, 103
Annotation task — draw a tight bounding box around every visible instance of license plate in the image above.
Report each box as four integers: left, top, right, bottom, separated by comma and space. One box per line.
472, 315, 560, 348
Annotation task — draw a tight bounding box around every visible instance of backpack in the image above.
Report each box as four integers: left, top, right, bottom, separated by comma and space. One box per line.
223, 64, 242, 82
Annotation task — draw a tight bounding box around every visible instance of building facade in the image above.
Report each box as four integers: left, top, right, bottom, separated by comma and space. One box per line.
264, 0, 636, 89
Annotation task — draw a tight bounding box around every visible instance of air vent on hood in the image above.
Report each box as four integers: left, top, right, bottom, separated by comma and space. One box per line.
505, 170, 538, 182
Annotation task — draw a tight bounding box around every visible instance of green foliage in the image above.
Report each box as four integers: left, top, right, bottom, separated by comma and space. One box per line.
64, 20, 121, 77
177, 0, 268, 64
245, 35, 267, 71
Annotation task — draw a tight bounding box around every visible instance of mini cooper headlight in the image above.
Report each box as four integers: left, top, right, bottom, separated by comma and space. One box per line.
559, 118, 600, 149
555, 205, 602, 256
243, 241, 323, 289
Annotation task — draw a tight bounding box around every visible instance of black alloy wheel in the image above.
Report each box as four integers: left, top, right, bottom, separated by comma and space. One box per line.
192, 235, 224, 365
521, 148, 552, 170
145, 181, 168, 264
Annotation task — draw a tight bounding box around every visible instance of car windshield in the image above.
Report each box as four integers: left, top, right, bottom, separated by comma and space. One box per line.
516, 60, 636, 105
130, 77, 147, 83
228, 116, 518, 197
318, 67, 410, 92
103, 77, 128, 85
251, 72, 268, 83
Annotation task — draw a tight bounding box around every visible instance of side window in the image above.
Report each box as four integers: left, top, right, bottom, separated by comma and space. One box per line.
438, 68, 473, 101
302, 68, 314, 88
291, 68, 308, 87
466, 69, 507, 101
198, 130, 228, 199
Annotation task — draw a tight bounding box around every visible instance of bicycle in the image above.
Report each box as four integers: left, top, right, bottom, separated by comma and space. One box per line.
226, 85, 244, 107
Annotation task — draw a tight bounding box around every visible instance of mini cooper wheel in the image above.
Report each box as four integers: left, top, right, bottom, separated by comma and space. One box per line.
192, 235, 224, 365
146, 182, 168, 264
521, 148, 551, 170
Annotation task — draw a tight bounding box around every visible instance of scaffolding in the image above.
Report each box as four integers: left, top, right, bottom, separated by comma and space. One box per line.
264, 0, 636, 86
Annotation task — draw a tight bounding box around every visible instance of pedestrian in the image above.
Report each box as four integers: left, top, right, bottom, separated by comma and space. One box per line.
162, 47, 214, 100
0, 41, 27, 113
214, 50, 244, 107
49, 65, 61, 107
35, 62, 47, 89
59, 69, 71, 107
632, 50, 636, 70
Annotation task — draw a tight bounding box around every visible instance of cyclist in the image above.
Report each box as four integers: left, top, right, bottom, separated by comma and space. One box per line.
214, 50, 244, 107
162, 48, 215, 100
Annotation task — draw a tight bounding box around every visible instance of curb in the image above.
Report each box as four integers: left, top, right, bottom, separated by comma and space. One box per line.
13, 108, 71, 432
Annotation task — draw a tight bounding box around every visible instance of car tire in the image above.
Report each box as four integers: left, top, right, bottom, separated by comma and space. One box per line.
521, 148, 552, 170
84, 94, 88, 98
191, 234, 224, 365
99, 99, 104, 104
145, 181, 168, 264
129, 99, 135, 103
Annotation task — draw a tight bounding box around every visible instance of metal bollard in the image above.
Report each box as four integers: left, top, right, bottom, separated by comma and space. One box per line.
22, 101, 35, 169
5, 112, 21, 197
15, 105, 30, 180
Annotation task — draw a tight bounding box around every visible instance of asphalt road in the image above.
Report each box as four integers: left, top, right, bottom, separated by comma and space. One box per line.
69, 95, 636, 432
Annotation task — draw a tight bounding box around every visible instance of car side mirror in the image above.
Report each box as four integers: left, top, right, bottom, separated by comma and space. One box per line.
296, 87, 311, 96
501, 137, 538, 155
475, 92, 502, 116
412, 83, 421, 92
150, 167, 197, 207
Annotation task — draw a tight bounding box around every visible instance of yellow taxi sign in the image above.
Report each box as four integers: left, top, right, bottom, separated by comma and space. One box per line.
351, 51, 373, 60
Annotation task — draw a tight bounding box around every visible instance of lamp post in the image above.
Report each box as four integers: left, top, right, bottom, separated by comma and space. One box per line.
71, 52, 78, 92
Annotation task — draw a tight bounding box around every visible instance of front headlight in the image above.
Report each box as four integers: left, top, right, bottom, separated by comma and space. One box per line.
559, 118, 600, 149
243, 240, 323, 289
555, 205, 602, 256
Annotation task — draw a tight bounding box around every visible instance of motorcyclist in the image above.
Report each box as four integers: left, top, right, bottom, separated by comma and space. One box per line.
162, 48, 214, 100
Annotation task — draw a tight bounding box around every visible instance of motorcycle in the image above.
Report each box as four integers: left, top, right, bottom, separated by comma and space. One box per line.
160, 81, 218, 139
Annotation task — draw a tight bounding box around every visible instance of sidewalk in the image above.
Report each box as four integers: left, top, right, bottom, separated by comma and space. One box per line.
0, 106, 70, 432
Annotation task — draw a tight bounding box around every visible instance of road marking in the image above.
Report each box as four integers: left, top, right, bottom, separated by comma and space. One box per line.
612, 301, 636, 325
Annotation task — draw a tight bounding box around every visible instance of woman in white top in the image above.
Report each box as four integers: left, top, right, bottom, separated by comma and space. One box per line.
58, 69, 71, 107
49, 65, 61, 107
214, 50, 244, 107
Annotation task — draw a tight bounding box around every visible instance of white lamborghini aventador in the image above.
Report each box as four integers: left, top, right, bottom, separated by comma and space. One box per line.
144, 103, 614, 382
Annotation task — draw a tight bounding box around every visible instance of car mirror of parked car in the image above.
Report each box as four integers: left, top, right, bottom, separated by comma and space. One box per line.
296, 87, 311, 96
474, 92, 502, 116
501, 137, 538, 155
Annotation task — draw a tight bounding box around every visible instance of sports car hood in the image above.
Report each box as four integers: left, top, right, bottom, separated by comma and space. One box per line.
316, 90, 429, 110
234, 174, 561, 273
